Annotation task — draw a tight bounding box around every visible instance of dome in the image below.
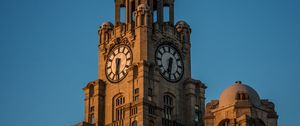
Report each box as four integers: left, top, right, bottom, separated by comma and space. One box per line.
175, 20, 191, 32
219, 81, 261, 107
137, 4, 150, 11
101, 21, 114, 29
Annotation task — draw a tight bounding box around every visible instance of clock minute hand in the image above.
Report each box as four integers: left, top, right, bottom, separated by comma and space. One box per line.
115, 58, 121, 80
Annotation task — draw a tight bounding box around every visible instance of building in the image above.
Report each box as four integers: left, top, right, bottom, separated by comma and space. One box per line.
74, 0, 206, 126
74, 0, 278, 126
204, 81, 278, 126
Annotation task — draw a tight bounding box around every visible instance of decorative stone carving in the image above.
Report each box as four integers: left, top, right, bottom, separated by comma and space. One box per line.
137, 4, 150, 14
176, 20, 191, 43
98, 21, 114, 46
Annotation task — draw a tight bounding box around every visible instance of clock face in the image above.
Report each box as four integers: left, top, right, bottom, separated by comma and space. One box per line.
155, 44, 184, 82
105, 45, 132, 83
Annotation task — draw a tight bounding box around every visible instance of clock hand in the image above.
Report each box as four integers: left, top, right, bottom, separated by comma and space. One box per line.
167, 57, 173, 78
115, 58, 121, 80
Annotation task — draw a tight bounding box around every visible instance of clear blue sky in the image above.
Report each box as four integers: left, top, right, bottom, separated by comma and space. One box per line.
0, 0, 299, 125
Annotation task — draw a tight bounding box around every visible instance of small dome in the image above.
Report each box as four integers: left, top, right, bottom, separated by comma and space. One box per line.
175, 20, 191, 32
137, 4, 150, 11
219, 81, 261, 107
101, 21, 114, 28
176, 20, 189, 27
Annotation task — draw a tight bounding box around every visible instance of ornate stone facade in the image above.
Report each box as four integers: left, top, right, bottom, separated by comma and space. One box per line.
74, 1, 278, 126
204, 81, 278, 126
75, 0, 206, 126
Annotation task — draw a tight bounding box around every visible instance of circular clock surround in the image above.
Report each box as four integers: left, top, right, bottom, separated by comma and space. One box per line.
155, 44, 184, 82
105, 44, 132, 83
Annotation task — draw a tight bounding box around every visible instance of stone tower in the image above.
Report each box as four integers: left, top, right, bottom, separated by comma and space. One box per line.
74, 0, 206, 126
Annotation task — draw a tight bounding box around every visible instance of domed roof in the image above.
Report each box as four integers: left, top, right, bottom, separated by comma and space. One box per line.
175, 20, 190, 28
219, 81, 261, 107
101, 21, 114, 28
137, 4, 150, 11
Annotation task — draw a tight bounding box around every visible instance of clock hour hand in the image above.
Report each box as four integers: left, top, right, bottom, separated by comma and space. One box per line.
115, 58, 121, 80
167, 57, 173, 76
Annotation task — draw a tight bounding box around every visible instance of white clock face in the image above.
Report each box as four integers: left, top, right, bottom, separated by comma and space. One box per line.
106, 45, 132, 83
155, 45, 184, 82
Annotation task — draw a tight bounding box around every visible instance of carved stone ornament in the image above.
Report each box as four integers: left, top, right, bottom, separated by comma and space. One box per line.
175, 20, 190, 33
102, 37, 133, 60
152, 34, 183, 57
137, 4, 150, 14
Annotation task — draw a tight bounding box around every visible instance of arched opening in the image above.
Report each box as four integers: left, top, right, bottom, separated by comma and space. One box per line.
163, 6, 169, 22
149, 120, 154, 126
120, 6, 126, 23
89, 114, 95, 124
153, 10, 158, 23
113, 94, 126, 121
131, 0, 135, 23
132, 120, 137, 126
89, 85, 94, 96
218, 119, 230, 126
162, 94, 175, 126
255, 119, 266, 126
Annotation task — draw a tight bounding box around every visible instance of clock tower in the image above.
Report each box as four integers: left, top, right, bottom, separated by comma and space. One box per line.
75, 0, 206, 126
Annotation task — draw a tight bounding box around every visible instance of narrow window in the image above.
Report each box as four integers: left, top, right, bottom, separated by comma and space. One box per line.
163, 6, 169, 22
114, 96, 125, 121
134, 95, 139, 101
134, 88, 139, 102
132, 120, 137, 126
90, 106, 95, 112
135, 88, 139, 94
149, 120, 155, 126
89, 114, 95, 124
163, 95, 173, 121
120, 7, 126, 23
153, 10, 158, 23
148, 88, 153, 96
141, 14, 145, 26
149, 105, 155, 115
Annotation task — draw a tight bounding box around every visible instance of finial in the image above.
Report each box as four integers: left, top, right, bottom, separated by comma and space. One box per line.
235, 81, 242, 84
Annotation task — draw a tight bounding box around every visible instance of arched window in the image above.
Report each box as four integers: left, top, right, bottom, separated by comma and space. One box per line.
162, 95, 174, 126
113, 95, 125, 121
163, 95, 173, 119
149, 120, 154, 126
218, 119, 230, 126
132, 120, 137, 126
120, 6, 126, 23
253, 119, 266, 126
163, 6, 169, 22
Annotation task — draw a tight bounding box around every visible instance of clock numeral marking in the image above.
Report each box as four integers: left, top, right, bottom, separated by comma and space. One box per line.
158, 50, 163, 55
109, 72, 114, 79
173, 74, 177, 80
171, 51, 176, 55
114, 49, 119, 56
162, 47, 166, 52
158, 64, 163, 68
156, 57, 162, 61
120, 47, 124, 52
162, 70, 167, 75
163, 47, 169, 52
170, 49, 175, 55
